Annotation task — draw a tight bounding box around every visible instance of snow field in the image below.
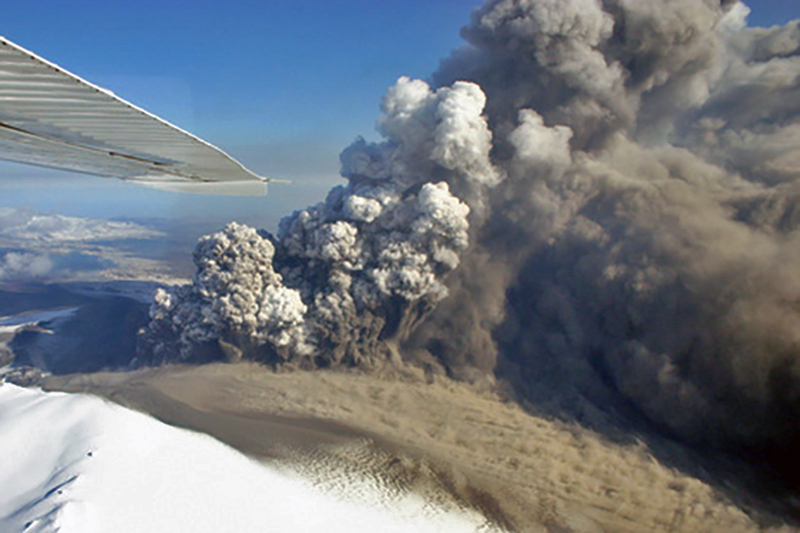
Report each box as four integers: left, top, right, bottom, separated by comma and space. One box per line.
0, 384, 501, 533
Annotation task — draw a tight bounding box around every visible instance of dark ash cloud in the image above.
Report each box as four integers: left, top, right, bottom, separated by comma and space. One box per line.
140, 0, 800, 477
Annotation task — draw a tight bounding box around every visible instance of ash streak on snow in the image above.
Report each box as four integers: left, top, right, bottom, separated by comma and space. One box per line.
0, 384, 503, 533
140, 0, 800, 473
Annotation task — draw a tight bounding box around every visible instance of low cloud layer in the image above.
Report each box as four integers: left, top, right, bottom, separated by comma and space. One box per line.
0, 208, 168, 282
0, 207, 161, 243
141, 0, 800, 467
0, 251, 53, 280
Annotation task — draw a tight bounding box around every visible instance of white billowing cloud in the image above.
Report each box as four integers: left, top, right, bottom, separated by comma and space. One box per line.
431, 82, 501, 186
142, 77, 497, 367
508, 109, 573, 172
144, 222, 308, 362
0, 251, 53, 280
373, 76, 501, 190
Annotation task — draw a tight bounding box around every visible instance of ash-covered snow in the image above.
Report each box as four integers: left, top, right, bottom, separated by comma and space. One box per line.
0, 384, 504, 533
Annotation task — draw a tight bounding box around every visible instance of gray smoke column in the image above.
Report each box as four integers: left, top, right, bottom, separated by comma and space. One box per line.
141, 0, 800, 461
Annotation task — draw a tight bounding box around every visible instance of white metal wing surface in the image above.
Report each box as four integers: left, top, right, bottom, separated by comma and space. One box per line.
0, 36, 271, 196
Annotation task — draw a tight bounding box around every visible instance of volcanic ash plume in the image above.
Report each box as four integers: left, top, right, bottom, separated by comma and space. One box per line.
141, 0, 800, 460
140, 79, 500, 367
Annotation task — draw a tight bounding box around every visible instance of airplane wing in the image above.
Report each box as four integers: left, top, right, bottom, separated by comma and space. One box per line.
0, 36, 273, 196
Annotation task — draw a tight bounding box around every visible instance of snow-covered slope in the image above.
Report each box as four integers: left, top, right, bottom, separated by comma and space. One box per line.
0, 384, 501, 533
0, 307, 79, 335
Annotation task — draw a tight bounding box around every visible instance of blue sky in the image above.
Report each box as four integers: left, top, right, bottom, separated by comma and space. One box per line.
0, 0, 798, 234
0, 1, 483, 232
